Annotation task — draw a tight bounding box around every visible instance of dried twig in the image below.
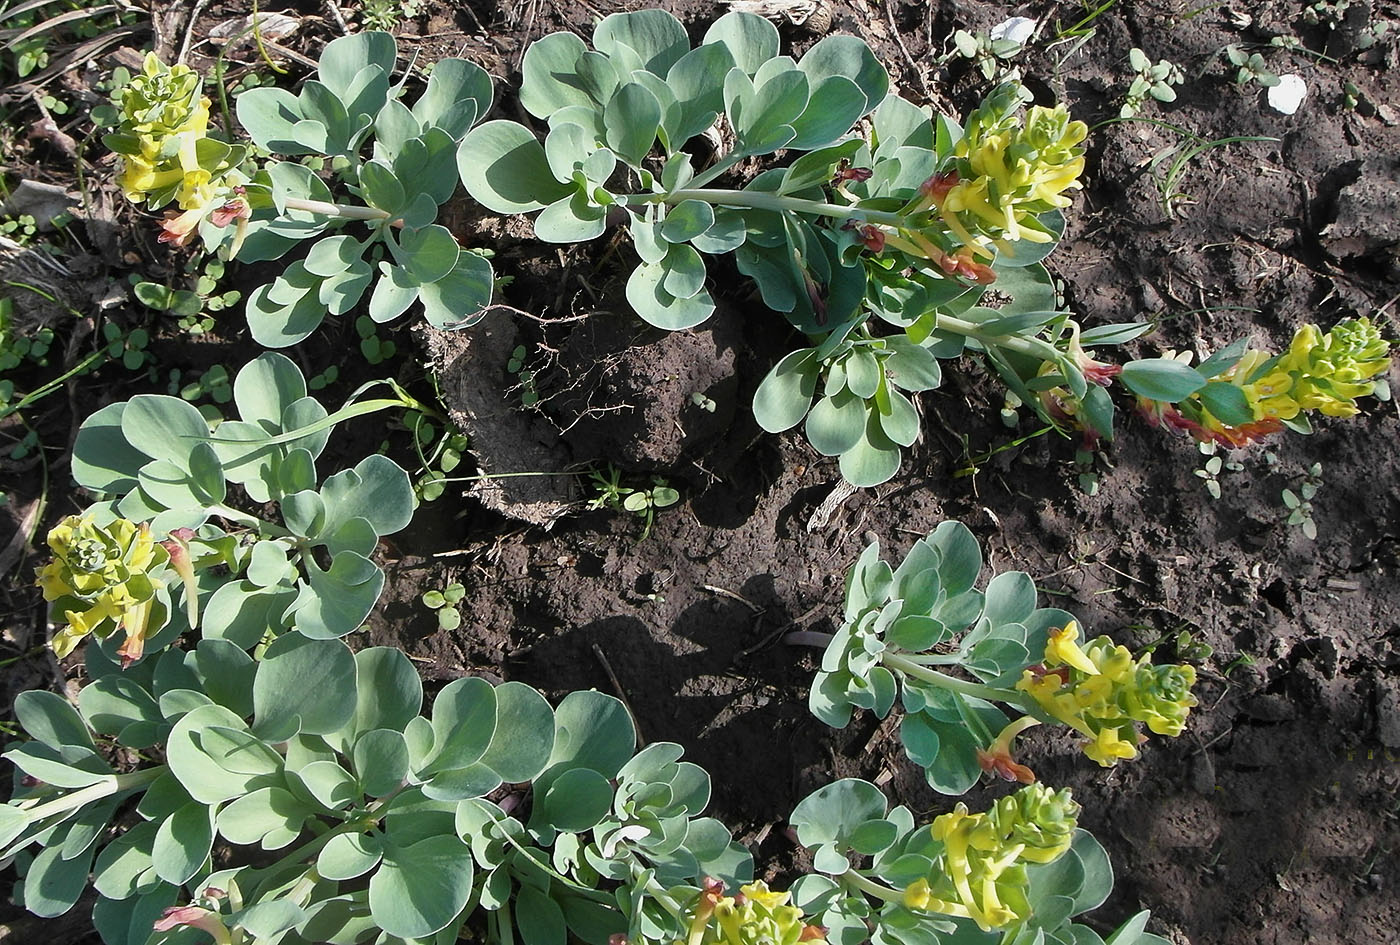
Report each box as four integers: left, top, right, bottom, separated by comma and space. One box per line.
592, 643, 644, 745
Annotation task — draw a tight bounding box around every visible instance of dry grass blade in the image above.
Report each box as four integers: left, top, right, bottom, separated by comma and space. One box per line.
7, 24, 138, 88
3, 3, 117, 48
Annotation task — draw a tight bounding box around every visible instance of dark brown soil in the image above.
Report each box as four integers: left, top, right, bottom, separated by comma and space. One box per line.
2, 1, 1399, 944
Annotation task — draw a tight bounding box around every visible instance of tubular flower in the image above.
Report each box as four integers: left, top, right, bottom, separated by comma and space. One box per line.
1274, 318, 1391, 417
35, 515, 169, 663
681, 879, 826, 945
113, 54, 215, 209
859, 84, 1086, 285
1140, 319, 1391, 446
977, 715, 1040, 784
1016, 622, 1197, 767
907, 784, 1079, 931
108, 52, 248, 247
938, 89, 1087, 250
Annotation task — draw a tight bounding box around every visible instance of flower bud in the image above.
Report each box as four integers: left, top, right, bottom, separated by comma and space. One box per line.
36, 515, 168, 661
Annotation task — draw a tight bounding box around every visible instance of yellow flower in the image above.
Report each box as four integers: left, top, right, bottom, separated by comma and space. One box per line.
1044, 621, 1099, 676
908, 784, 1079, 931
1017, 627, 1197, 767
35, 515, 168, 663
681, 879, 825, 945
1083, 725, 1138, 765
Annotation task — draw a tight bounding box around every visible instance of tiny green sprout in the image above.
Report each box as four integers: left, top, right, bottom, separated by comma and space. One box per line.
1193, 441, 1242, 499
414, 424, 468, 501
586, 464, 680, 539
690, 391, 717, 413
947, 23, 1032, 81
422, 581, 466, 630
1075, 446, 1100, 496
308, 363, 340, 390
1120, 48, 1184, 117
1224, 651, 1258, 675
362, 0, 423, 31
1175, 628, 1214, 662
0, 213, 37, 242
356, 315, 398, 365
102, 322, 150, 371
1282, 461, 1323, 540
506, 344, 540, 407
1225, 44, 1281, 88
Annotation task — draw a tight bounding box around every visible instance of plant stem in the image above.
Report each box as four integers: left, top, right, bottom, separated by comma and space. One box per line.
881, 653, 1026, 706
15, 766, 165, 823
935, 313, 1063, 362
643, 188, 906, 227
841, 869, 905, 904
683, 152, 747, 191
0, 345, 110, 420
281, 197, 390, 221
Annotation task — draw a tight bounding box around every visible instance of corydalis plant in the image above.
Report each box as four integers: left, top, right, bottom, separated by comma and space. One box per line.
787, 779, 1171, 945
792, 522, 1198, 793
64, 352, 421, 652
462, 13, 1140, 486
0, 643, 752, 945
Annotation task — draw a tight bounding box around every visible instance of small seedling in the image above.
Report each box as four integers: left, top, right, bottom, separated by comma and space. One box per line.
1175, 628, 1214, 662
946, 25, 1030, 80
422, 582, 466, 630
167, 365, 233, 405
362, 0, 424, 31
0, 214, 37, 242
101, 322, 150, 371
506, 344, 539, 407
356, 315, 398, 365
1193, 441, 1242, 499
1225, 45, 1281, 87
1282, 462, 1323, 540
585, 464, 680, 539
413, 419, 468, 501
308, 364, 340, 390
690, 391, 717, 413
1120, 48, 1183, 117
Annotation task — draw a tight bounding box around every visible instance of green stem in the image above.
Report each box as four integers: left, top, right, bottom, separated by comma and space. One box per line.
881, 653, 1034, 710
208, 504, 292, 538
0, 345, 109, 420
841, 869, 905, 904
15, 766, 165, 823
683, 151, 747, 191
198, 397, 409, 460
640, 188, 906, 228
281, 197, 390, 222
935, 313, 1063, 362
496, 829, 614, 904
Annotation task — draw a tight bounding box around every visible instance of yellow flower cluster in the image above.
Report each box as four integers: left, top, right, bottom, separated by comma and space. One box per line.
939, 95, 1087, 252
1016, 623, 1197, 766
35, 515, 168, 663
114, 53, 218, 211
903, 783, 1079, 931
681, 880, 825, 945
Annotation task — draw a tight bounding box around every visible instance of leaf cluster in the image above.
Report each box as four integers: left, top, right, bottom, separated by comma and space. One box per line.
0, 642, 750, 945
70, 352, 416, 645
234, 32, 496, 345
461, 9, 889, 332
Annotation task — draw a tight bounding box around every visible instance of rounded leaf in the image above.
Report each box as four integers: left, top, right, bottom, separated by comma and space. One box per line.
458, 121, 571, 214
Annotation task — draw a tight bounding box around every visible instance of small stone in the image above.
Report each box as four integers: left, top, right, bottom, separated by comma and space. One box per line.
1375, 678, 1400, 749
1241, 694, 1297, 722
